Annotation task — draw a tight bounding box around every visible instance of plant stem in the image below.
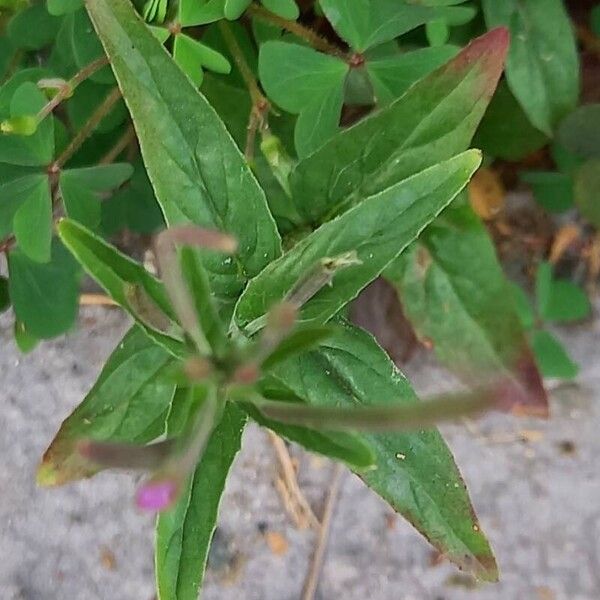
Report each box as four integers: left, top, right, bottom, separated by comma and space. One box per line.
218, 20, 264, 105
100, 124, 136, 164
247, 2, 344, 57
53, 86, 121, 170
218, 20, 270, 162
37, 56, 110, 122
301, 464, 344, 600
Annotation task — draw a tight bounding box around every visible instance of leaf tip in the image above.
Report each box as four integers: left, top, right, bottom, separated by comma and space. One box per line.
36, 461, 60, 487
449, 27, 509, 96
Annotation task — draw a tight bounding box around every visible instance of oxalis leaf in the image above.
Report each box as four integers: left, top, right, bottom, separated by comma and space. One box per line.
482, 0, 579, 135
289, 28, 509, 226
156, 392, 246, 600
385, 201, 549, 417
235, 151, 481, 331
38, 327, 176, 486
269, 321, 498, 581
86, 0, 281, 306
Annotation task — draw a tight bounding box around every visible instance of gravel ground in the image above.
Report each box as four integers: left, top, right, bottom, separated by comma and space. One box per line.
1, 303, 599, 600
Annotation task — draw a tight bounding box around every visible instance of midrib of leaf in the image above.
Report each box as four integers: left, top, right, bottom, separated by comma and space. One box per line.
272, 330, 494, 576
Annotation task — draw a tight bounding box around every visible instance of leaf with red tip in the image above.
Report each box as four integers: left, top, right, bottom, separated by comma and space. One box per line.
385, 201, 549, 418
37, 327, 176, 486
270, 322, 499, 581
290, 28, 510, 225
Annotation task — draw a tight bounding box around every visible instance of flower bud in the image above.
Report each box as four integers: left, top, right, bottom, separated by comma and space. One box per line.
135, 479, 179, 512
1, 115, 38, 136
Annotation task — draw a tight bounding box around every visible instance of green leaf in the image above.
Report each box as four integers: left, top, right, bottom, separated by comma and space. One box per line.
509, 282, 535, 330
224, 0, 251, 20
86, 0, 282, 305
386, 202, 548, 417
38, 327, 176, 486
57, 219, 184, 355
63, 163, 134, 191
259, 41, 348, 113
174, 33, 231, 87
14, 320, 39, 353
259, 40, 348, 156
8, 238, 80, 339
48, 0, 84, 16
62, 164, 133, 227
366, 45, 458, 105
179, 0, 225, 27
320, 0, 474, 51
290, 29, 509, 225
482, 0, 579, 135
155, 400, 245, 600
67, 80, 128, 134
148, 25, 172, 44
7, 4, 62, 50
0, 82, 55, 166
179, 246, 228, 357
69, 9, 114, 85
520, 171, 574, 213
12, 175, 53, 263
536, 261, 591, 324
556, 104, 600, 160
200, 75, 302, 229
235, 151, 481, 331
270, 321, 497, 580
294, 82, 345, 158
532, 330, 578, 380
0, 173, 47, 239
101, 160, 165, 235
574, 159, 600, 228
551, 142, 584, 176
261, 325, 334, 369
244, 401, 375, 470
261, 0, 298, 20
60, 175, 102, 230
473, 81, 548, 161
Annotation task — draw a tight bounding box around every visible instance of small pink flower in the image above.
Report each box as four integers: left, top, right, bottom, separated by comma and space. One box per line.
135, 480, 178, 512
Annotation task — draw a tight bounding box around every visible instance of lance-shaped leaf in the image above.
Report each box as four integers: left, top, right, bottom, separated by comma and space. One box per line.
86, 0, 281, 304
38, 327, 176, 486
385, 202, 548, 417
269, 321, 497, 580
156, 393, 245, 600
57, 219, 184, 356
289, 28, 509, 225
235, 151, 481, 331
481, 0, 579, 135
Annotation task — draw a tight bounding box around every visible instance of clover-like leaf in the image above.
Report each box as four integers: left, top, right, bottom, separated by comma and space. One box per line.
482, 0, 579, 135
259, 40, 348, 156
8, 238, 80, 339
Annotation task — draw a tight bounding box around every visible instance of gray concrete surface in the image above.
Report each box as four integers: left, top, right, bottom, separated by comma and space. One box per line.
1, 304, 599, 600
